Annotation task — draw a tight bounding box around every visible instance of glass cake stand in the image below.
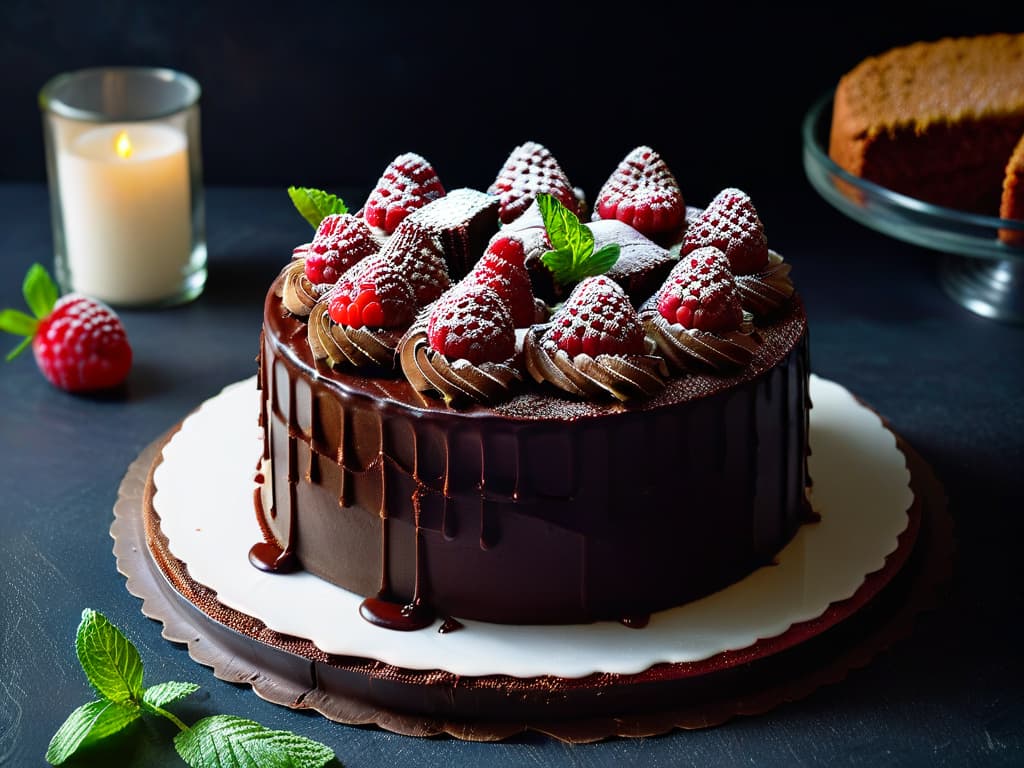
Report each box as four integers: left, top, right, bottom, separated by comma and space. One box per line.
802, 90, 1024, 323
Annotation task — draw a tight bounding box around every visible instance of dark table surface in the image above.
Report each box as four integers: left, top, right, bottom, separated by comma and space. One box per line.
1, 180, 1022, 768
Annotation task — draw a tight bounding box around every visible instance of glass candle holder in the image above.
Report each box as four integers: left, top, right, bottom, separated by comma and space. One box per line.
39, 67, 206, 307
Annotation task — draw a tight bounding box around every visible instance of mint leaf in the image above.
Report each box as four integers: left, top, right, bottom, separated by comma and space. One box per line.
23, 262, 59, 319
288, 186, 348, 229
587, 243, 621, 276
0, 309, 37, 336
143, 681, 199, 709
540, 248, 574, 277
75, 609, 144, 706
536, 193, 618, 286
537, 193, 591, 257
174, 715, 335, 768
45, 699, 139, 765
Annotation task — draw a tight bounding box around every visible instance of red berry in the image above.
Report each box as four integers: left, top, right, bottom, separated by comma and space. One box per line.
426, 282, 515, 364
487, 141, 579, 225
542, 276, 645, 358
483, 235, 527, 268
34, 295, 132, 392
1, 265, 132, 392
304, 213, 379, 285
682, 188, 769, 274
466, 236, 535, 326
594, 146, 685, 237
377, 220, 451, 306
327, 254, 416, 329
656, 246, 744, 332
363, 152, 445, 234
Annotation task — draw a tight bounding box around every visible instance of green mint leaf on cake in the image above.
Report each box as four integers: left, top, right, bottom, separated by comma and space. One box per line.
288, 186, 348, 228
537, 192, 619, 286
174, 715, 335, 768
75, 608, 145, 705
45, 699, 141, 765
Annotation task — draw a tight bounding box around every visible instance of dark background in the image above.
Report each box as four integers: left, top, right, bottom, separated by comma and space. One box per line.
2, 1, 1020, 219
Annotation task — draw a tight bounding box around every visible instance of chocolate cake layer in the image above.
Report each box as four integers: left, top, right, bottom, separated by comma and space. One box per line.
253, 277, 811, 626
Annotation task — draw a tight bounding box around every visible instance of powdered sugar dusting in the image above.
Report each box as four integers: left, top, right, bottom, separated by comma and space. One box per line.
364, 152, 446, 234
488, 141, 579, 224
682, 188, 768, 274
378, 220, 451, 306
426, 282, 515, 364
594, 145, 685, 235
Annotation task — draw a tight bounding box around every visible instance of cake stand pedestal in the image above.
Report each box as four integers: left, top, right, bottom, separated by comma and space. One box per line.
939, 256, 1024, 322
111, 378, 953, 743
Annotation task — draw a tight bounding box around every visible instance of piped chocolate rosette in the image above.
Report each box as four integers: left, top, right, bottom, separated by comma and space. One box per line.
641, 246, 759, 373
524, 275, 667, 402
308, 220, 451, 369
399, 235, 537, 406
682, 187, 794, 319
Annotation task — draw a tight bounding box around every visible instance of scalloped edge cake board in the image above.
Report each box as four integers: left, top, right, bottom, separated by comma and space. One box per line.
112, 375, 953, 741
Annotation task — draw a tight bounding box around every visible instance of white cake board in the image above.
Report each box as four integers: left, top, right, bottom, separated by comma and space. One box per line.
151, 374, 911, 680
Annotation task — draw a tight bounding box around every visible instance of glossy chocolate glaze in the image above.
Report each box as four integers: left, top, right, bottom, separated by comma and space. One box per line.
254, 278, 811, 626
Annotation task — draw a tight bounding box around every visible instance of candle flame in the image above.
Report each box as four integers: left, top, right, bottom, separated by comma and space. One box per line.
114, 130, 133, 159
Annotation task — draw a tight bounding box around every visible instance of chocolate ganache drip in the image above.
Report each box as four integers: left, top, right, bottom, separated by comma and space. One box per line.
735, 251, 795, 318
399, 323, 521, 407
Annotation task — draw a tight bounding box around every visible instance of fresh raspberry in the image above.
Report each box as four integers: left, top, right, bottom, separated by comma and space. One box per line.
541, 275, 645, 359
327, 254, 416, 329
488, 141, 579, 225
593, 146, 685, 237
482, 234, 527, 268
377, 220, 451, 306
363, 152, 445, 234
1, 265, 132, 392
303, 213, 379, 285
682, 188, 769, 274
426, 282, 515, 364
656, 246, 744, 332
466, 236, 535, 326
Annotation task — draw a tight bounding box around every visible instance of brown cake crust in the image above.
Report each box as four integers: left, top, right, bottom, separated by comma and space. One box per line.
829, 33, 1024, 213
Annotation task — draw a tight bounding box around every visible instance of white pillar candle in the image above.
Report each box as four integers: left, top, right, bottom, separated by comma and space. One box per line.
57, 122, 192, 305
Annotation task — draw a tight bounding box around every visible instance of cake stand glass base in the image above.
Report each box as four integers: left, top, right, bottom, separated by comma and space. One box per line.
939, 256, 1024, 323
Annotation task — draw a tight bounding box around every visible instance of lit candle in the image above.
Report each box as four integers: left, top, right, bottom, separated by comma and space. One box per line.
56, 122, 192, 305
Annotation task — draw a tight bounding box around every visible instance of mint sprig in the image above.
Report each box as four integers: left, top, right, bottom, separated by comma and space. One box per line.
1, 262, 60, 361
537, 193, 619, 287
175, 715, 335, 768
47, 609, 335, 768
287, 186, 348, 229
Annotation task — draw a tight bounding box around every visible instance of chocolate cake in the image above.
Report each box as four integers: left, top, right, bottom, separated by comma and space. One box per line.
252, 146, 811, 629
1000, 133, 1024, 245
829, 33, 1024, 216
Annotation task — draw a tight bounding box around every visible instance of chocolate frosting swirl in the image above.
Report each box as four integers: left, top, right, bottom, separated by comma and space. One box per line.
308, 297, 400, 369
642, 310, 759, 374
522, 327, 667, 402
735, 251, 795, 318
279, 258, 328, 317
399, 326, 521, 407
